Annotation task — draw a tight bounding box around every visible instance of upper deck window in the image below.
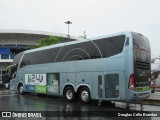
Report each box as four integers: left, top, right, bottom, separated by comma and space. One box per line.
20, 35, 125, 66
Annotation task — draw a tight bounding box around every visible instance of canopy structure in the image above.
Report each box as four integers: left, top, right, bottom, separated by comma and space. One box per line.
0, 29, 85, 81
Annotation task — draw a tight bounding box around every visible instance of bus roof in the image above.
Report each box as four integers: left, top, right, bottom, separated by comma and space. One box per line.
90, 31, 131, 40
23, 31, 131, 54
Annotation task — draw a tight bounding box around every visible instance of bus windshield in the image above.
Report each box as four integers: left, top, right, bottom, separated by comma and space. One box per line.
13, 52, 24, 65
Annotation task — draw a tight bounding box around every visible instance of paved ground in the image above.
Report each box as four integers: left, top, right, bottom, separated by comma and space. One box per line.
148, 92, 160, 101
0, 89, 16, 94
0, 89, 160, 102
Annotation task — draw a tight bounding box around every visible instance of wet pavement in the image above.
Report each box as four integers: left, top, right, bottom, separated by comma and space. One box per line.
0, 89, 17, 95
0, 89, 160, 120
148, 92, 160, 101
0, 89, 127, 120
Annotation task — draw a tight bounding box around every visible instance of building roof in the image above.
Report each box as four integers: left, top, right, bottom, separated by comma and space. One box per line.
0, 29, 85, 41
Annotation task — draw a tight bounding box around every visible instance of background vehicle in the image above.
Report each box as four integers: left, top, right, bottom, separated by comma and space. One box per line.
9, 32, 151, 103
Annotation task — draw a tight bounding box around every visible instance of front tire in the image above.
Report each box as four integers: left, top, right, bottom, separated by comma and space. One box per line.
79, 87, 91, 104
18, 84, 24, 95
64, 87, 76, 102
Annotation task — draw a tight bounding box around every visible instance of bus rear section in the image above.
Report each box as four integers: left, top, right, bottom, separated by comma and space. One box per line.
128, 33, 151, 100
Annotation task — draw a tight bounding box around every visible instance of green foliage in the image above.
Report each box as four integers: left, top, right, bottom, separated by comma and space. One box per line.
32, 36, 64, 48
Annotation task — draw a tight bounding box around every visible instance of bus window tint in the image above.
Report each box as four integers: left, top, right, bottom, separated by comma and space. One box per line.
93, 35, 125, 58
21, 47, 60, 66
104, 35, 125, 57
13, 52, 24, 65
20, 35, 125, 66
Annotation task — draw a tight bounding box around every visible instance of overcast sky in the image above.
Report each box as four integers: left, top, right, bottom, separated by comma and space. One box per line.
0, 0, 160, 57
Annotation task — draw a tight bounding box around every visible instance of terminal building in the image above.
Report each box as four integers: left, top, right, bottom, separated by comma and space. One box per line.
0, 29, 79, 81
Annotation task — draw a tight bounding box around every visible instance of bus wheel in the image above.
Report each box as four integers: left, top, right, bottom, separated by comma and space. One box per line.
64, 87, 76, 102
18, 84, 24, 95
79, 87, 91, 104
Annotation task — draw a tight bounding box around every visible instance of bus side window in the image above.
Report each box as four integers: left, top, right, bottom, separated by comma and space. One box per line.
20, 60, 27, 68
125, 37, 129, 46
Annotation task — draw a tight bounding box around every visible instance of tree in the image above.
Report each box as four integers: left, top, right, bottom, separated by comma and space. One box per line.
32, 36, 64, 48
151, 57, 160, 63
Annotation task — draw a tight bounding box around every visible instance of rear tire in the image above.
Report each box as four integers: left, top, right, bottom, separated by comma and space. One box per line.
79, 87, 91, 104
18, 84, 24, 95
64, 87, 76, 102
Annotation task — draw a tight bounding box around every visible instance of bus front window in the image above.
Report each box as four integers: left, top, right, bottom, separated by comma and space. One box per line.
5, 64, 18, 81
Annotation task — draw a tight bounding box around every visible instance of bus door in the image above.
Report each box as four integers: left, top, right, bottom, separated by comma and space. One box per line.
103, 71, 121, 99
92, 72, 104, 99
47, 73, 60, 94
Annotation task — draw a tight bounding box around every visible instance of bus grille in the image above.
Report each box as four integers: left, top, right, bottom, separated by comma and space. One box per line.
135, 61, 150, 69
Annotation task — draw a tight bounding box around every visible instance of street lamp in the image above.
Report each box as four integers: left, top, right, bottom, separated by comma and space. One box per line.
65, 21, 72, 38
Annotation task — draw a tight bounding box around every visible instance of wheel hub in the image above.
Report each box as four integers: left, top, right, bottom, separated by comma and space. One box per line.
66, 90, 73, 100
20, 86, 23, 93
81, 90, 89, 101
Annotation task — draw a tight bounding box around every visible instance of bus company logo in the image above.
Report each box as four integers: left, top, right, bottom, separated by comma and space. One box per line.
27, 74, 44, 83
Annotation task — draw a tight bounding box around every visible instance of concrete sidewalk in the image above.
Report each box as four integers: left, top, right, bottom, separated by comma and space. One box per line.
148, 92, 160, 101
0, 89, 17, 94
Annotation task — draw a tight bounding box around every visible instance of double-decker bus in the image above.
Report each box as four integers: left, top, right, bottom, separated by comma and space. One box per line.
10, 32, 151, 103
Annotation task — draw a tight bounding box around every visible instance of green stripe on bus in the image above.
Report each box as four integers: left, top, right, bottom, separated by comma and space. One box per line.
135, 86, 150, 92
